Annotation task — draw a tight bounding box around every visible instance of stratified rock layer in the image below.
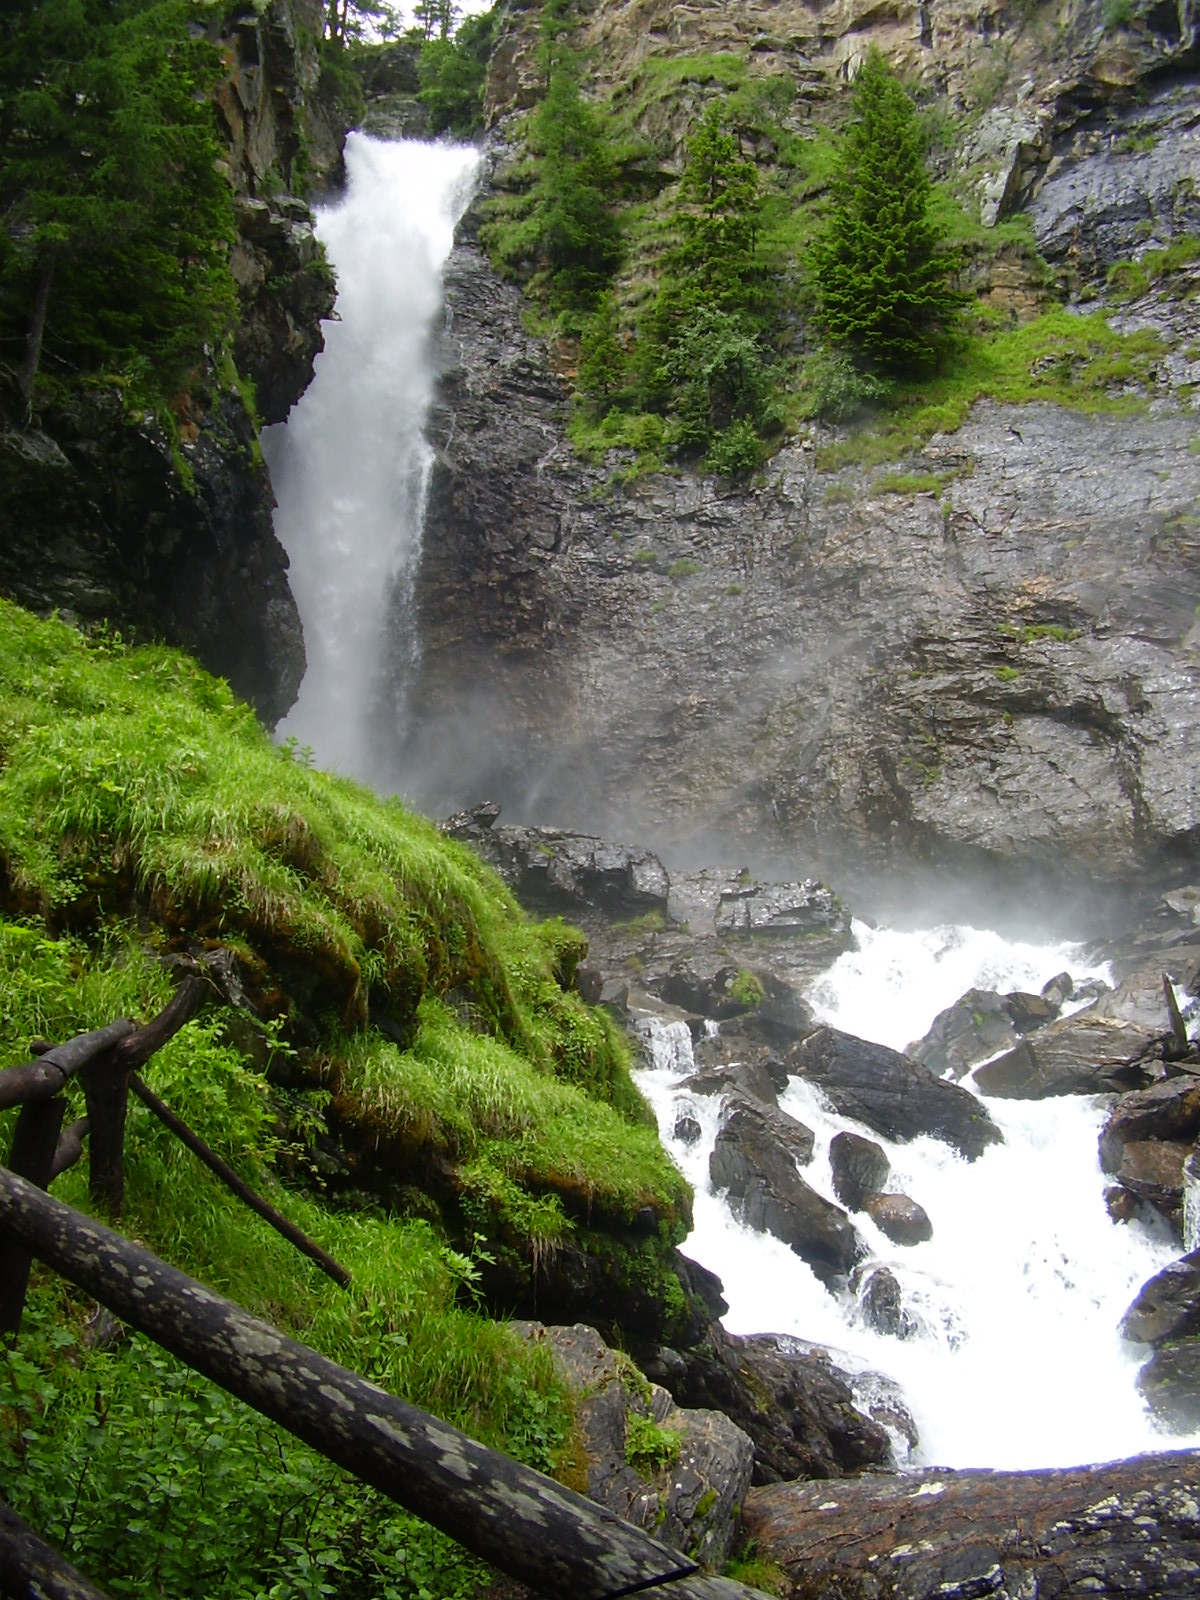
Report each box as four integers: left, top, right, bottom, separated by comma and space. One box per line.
741, 1453, 1200, 1599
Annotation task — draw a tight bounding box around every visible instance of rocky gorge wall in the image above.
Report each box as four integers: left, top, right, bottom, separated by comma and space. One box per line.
0, 0, 343, 725
407, 0, 1200, 918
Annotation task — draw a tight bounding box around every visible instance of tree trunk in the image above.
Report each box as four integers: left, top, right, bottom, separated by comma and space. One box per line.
18, 252, 55, 405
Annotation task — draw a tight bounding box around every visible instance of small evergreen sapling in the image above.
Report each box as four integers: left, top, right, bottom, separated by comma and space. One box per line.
812, 49, 963, 376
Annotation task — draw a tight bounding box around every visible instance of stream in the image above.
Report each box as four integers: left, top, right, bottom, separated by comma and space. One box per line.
635, 922, 1200, 1469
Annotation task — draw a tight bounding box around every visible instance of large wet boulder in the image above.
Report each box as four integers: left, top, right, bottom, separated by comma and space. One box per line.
973, 1007, 1158, 1098
908, 988, 1022, 1079
1099, 1076, 1200, 1174
829, 1130, 889, 1211
786, 1027, 1002, 1160
1121, 1248, 1200, 1431
667, 1324, 896, 1485
863, 1192, 933, 1247
856, 1267, 916, 1340
1122, 1250, 1200, 1347
741, 1450, 1200, 1600
709, 1098, 862, 1285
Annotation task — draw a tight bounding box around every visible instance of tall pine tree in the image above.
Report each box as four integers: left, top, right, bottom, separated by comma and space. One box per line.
812, 50, 961, 375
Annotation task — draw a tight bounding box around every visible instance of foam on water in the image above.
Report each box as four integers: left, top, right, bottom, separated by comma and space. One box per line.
636, 925, 1199, 1469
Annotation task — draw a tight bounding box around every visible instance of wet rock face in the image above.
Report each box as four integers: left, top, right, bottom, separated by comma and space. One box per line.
0, 388, 304, 725
413, 318, 1200, 897
408, 0, 1200, 902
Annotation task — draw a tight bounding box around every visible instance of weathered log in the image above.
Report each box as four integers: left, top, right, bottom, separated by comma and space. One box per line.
0, 1497, 112, 1600
0, 1098, 65, 1334
741, 1454, 1200, 1599
0, 1021, 134, 1110
128, 1073, 351, 1288
0, 1171, 767, 1600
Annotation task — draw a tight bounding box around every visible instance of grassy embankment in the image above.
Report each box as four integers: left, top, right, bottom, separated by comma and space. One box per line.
0, 597, 690, 1599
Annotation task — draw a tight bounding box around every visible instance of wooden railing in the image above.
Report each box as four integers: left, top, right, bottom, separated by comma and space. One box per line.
0, 971, 765, 1600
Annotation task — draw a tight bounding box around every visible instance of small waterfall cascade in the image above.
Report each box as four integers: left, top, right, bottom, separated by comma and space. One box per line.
634, 922, 1200, 1470
265, 135, 479, 786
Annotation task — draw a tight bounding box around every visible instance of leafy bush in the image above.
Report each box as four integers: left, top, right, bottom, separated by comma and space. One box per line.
801, 346, 888, 422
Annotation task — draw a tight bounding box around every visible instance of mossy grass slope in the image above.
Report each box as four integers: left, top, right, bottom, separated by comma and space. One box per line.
0, 597, 693, 1596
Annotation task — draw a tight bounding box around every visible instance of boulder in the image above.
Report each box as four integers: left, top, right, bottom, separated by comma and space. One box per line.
741, 1451, 1200, 1600
973, 1008, 1159, 1098
829, 1130, 889, 1211
908, 987, 1020, 1079
864, 1192, 934, 1247
709, 1099, 859, 1284
857, 1267, 916, 1341
1004, 989, 1059, 1033
1113, 1139, 1191, 1232
514, 1322, 753, 1570
1136, 1342, 1200, 1432
683, 1058, 792, 1112
1121, 1249, 1200, 1346
786, 1027, 1002, 1160
669, 1324, 896, 1485
1098, 1076, 1200, 1174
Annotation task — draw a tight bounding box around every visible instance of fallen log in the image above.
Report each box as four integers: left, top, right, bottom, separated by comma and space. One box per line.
741, 1454, 1200, 1599
0, 1498, 112, 1600
0, 1170, 767, 1600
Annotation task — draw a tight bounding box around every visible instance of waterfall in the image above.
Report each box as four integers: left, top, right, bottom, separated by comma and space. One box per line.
264, 135, 479, 786
635, 924, 1200, 1470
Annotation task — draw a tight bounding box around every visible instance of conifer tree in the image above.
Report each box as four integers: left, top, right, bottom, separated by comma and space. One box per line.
812, 49, 962, 374
0, 0, 236, 409
675, 102, 760, 310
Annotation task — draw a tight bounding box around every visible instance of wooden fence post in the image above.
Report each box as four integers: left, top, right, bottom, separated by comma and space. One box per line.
0, 1098, 66, 1334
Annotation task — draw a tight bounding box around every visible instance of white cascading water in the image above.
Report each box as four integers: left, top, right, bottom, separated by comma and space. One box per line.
264, 135, 479, 786
635, 921, 1200, 1470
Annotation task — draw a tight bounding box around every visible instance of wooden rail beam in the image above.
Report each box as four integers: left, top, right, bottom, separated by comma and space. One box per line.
0, 1170, 767, 1600
0, 1499, 113, 1600
0, 1021, 134, 1111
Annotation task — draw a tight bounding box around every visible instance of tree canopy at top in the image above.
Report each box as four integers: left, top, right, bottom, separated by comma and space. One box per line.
811, 49, 962, 375
0, 0, 236, 413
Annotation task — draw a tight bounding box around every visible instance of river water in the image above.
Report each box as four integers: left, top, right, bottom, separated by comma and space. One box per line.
636, 922, 1199, 1470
